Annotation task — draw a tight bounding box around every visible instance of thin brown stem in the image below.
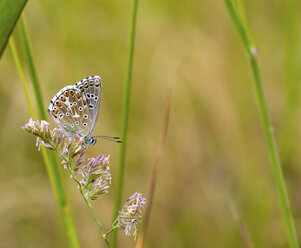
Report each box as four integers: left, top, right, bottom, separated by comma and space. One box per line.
136, 89, 171, 248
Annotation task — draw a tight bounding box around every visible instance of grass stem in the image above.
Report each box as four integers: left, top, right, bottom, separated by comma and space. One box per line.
224, 1, 299, 247
136, 89, 171, 248
14, 15, 80, 248
112, 0, 139, 246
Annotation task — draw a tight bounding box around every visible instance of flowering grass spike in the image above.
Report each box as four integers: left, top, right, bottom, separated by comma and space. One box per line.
23, 119, 146, 247
118, 192, 146, 237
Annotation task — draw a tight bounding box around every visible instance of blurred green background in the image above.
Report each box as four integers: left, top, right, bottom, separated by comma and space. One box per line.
1, 0, 301, 247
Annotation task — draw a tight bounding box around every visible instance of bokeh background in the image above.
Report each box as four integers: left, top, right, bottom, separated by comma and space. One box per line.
1, 0, 301, 247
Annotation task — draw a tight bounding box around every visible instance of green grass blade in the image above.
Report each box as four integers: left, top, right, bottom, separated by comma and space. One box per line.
15, 15, 80, 248
9, 37, 36, 118
224, 0, 299, 247
18, 15, 46, 119
0, 0, 27, 57
111, 0, 139, 246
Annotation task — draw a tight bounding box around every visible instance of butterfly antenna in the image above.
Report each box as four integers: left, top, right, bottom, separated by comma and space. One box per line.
95, 135, 122, 143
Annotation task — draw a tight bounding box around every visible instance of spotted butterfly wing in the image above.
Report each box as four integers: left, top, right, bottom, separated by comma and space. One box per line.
48, 76, 102, 143
75, 76, 102, 137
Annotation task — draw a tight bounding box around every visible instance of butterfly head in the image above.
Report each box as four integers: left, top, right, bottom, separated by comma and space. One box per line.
84, 136, 97, 146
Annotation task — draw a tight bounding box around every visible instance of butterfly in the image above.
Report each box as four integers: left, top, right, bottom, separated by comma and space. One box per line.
48, 75, 120, 145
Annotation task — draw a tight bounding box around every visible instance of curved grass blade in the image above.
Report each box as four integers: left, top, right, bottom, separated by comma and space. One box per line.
15, 15, 80, 248
0, 0, 27, 57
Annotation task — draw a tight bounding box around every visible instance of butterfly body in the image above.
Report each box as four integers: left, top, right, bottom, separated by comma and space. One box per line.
48, 76, 102, 145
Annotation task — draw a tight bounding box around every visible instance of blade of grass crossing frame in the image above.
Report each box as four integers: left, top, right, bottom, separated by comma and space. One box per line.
18, 15, 46, 119
16, 15, 80, 248
0, 0, 27, 57
111, 0, 140, 247
224, 1, 299, 247
9, 37, 35, 118
136, 89, 171, 248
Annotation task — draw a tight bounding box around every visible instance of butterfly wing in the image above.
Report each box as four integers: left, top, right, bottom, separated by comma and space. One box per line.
48, 85, 91, 137
75, 76, 102, 137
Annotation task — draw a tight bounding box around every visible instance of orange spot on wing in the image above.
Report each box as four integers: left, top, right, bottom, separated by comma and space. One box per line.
61, 97, 66, 102
76, 93, 82, 99
64, 91, 69, 96
55, 102, 62, 107
82, 99, 87, 105
70, 91, 75, 95
52, 109, 59, 114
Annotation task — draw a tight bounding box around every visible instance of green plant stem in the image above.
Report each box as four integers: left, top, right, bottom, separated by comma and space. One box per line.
18, 15, 46, 119
57, 150, 111, 248
104, 220, 119, 238
112, 0, 139, 247
224, 1, 299, 247
15, 15, 80, 248
9, 37, 35, 118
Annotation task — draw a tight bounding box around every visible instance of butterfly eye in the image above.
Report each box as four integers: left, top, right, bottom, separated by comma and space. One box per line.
86, 93, 91, 99
73, 102, 77, 106
71, 124, 74, 128
59, 113, 64, 119
83, 122, 87, 127
63, 123, 67, 128
95, 96, 98, 100
91, 94, 95, 98
75, 121, 79, 125
89, 80, 94, 86
79, 107, 83, 111
83, 114, 88, 119
66, 112, 70, 116
89, 104, 94, 109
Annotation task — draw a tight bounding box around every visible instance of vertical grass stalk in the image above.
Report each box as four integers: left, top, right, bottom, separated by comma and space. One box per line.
228, 199, 254, 248
112, 0, 139, 246
14, 15, 80, 248
18, 15, 46, 119
224, 0, 299, 247
136, 89, 171, 248
9, 37, 36, 118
